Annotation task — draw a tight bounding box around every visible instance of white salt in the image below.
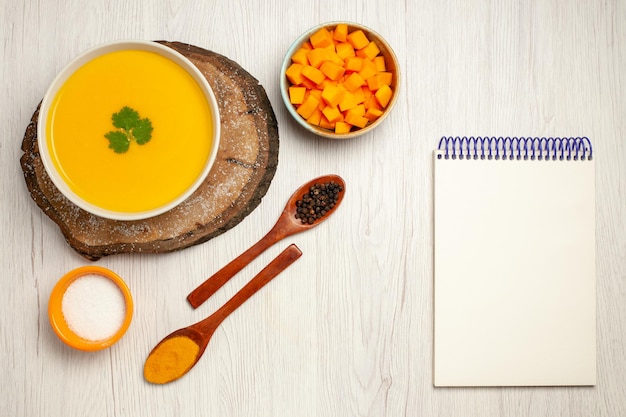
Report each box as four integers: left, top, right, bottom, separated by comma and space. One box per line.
61, 274, 126, 341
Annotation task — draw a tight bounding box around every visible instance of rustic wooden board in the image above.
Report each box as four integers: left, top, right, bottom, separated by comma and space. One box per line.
20, 41, 279, 261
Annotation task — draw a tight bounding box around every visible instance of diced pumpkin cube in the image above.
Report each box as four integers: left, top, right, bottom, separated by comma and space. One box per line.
339, 91, 359, 112
344, 111, 369, 129
326, 50, 345, 66
285, 63, 305, 85
358, 59, 377, 81
344, 56, 363, 72
296, 94, 321, 119
300, 77, 318, 90
307, 48, 330, 68
364, 94, 382, 111
307, 88, 324, 110
373, 56, 386, 72
348, 104, 366, 117
378, 72, 393, 85
322, 105, 343, 123
310, 27, 334, 48
291, 48, 309, 65
301, 65, 325, 85
335, 42, 356, 60
320, 61, 346, 81
320, 78, 337, 88
356, 41, 381, 61
289, 86, 307, 104
333, 24, 349, 42
319, 114, 335, 130
347, 29, 370, 50
374, 84, 393, 108
366, 72, 393, 90
321, 84, 345, 107
309, 88, 322, 99
301, 41, 313, 50
306, 108, 323, 126
364, 107, 384, 121
343, 72, 365, 91
335, 121, 352, 134
352, 88, 366, 105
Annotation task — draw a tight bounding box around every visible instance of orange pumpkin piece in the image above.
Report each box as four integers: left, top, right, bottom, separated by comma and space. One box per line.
320, 61, 345, 81
373, 56, 386, 72
334, 121, 352, 134
352, 88, 367, 105
366, 72, 393, 91
301, 65, 325, 85
289, 86, 307, 104
321, 84, 345, 107
291, 48, 309, 65
306, 108, 323, 126
310, 27, 334, 48
297, 94, 321, 118
319, 114, 335, 130
343, 72, 365, 92
307, 88, 324, 110
344, 110, 369, 129
333, 24, 349, 42
326, 50, 346, 66
365, 107, 384, 121
335, 42, 355, 60
358, 59, 377, 81
374, 84, 393, 108
356, 42, 381, 61
349, 104, 366, 116
306, 48, 330, 68
322, 106, 343, 123
286, 63, 305, 85
344, 56, 363, 72
339, 91, 359, 112
347, 29, 370, 50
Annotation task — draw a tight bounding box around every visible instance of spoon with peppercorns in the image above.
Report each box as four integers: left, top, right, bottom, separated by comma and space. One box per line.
187, 174, 345, 309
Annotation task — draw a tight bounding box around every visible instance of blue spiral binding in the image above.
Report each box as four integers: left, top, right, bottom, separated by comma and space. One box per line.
436, 137, 593, 161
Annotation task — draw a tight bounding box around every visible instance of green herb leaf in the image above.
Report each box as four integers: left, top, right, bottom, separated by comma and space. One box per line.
132, 118, 153, 145
112, 106, 140, 131
105, 131, 131, 154
104, 106, 153, 153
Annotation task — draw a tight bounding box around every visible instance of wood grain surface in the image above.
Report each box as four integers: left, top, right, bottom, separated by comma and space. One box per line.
2, 1, 625, 417
20, 42, 279, 260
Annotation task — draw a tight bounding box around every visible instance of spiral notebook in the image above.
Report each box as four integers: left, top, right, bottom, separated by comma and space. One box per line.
433, 137, 596, 387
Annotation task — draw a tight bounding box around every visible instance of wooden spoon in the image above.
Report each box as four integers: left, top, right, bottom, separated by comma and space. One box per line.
144, 244, 302, 384
186, 174, 345, 309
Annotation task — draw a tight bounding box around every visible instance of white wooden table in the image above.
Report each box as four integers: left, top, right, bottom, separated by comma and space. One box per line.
2, 1, 625, 416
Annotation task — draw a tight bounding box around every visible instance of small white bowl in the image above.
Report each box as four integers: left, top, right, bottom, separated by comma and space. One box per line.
38, 40, 220, 221
280, 22, 400, 139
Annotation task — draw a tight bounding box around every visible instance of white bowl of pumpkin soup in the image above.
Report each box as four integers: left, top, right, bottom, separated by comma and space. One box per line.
38, 40, 220, 221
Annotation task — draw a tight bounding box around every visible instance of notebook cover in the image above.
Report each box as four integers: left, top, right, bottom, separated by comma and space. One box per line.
433, 137, 596, 387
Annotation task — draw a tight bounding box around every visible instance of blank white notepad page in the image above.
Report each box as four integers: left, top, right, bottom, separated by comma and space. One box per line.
433, 149, 595, 387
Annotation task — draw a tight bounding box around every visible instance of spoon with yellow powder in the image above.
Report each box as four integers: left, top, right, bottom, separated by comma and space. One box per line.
144, 244, 302, 384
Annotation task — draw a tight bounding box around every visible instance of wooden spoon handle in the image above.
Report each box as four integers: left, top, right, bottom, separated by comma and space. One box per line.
202, 244, 302, 330
187, 230, 282, 308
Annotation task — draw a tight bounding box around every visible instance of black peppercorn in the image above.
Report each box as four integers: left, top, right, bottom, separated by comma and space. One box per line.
294, 181, 344, 224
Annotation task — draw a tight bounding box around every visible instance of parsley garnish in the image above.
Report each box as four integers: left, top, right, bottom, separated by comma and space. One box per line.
104, 106, 153, 153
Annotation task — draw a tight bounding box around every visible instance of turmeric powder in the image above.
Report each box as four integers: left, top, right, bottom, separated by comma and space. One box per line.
144, 336, 200, 384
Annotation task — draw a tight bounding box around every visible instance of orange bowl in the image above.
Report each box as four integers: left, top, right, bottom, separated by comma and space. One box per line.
48, 266, 133, 351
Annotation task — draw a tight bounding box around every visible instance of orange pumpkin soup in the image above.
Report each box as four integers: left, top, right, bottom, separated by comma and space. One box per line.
46, 49, 214, 213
